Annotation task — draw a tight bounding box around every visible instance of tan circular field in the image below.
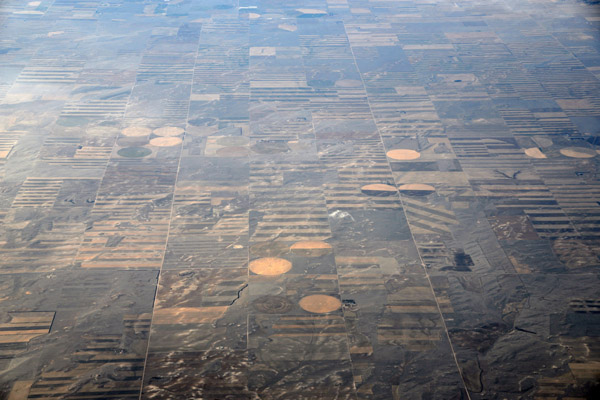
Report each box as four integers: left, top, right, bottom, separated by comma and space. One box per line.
299, 294, 342, 314
398, 183, 435, 195
153, 126, 184, 137
524, 147, 547, 159
249, 257, 292, 276
150, 137, 183, 147
122, 126, 151, 137
559, 147, 596, 158
361, 183, 398, 196
386, 149, 421, 161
